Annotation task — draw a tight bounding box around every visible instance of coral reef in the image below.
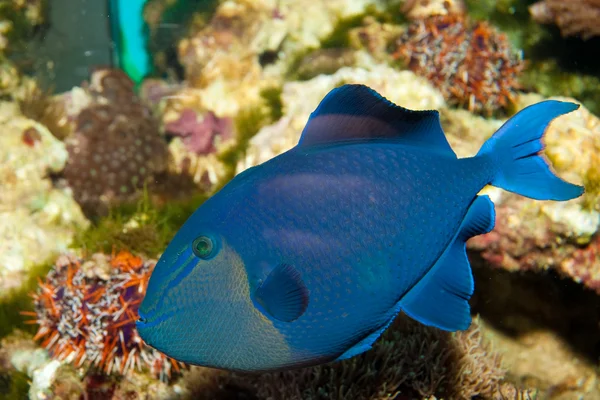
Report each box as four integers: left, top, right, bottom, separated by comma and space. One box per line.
27, 251, 184, 379
394, 14, 525, 115
1, 1, 599, 398
347, 16, 405, 63
0, 101, 88, 295
529, 0, 600, 40
59, 69, 170, 217
294, 48, 356, 80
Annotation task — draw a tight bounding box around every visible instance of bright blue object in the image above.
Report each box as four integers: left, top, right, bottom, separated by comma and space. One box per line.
136, 84, 583, 372
110, 0, 151, 84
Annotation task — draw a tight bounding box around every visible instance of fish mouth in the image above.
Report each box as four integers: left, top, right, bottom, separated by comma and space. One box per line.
136, 307, 180, 330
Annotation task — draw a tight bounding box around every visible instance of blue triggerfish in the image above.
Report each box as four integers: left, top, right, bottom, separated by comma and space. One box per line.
136, 84, 583, 372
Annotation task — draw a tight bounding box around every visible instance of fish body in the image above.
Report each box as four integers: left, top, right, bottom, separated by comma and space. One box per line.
137, 85, 583, 372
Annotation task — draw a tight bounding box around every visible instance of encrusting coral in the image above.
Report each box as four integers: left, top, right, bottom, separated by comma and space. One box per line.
529, 0, 600, 40
60, 69, 170, 217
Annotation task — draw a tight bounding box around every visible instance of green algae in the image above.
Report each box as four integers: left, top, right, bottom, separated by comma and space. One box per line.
0, 369, 30, 400
72, 189, 207, 258
216, 105, 269, 191
521, 60, 600, 116
320, 2, 406, 50
260, 86, 284, 122
0, 0, 48, 55
582, 157, 600, 212
0, 262, 53, 340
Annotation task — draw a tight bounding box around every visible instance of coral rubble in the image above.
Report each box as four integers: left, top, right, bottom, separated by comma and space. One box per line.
529, 0, 600, 40
394, 14, 525, 115
28, 251, 184, 379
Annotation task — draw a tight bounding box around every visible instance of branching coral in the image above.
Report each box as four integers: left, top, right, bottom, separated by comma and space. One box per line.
529, 0, 600, 40
26, 251, 185, 380
60, 69, 169, 217
394, 15, 525, 115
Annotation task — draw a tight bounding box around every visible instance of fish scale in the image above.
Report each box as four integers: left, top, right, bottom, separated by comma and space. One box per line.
137, 84, 583, 372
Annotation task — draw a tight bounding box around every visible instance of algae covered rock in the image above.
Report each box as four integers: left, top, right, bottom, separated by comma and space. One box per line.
0, 101, 88, 294
171, 0, 385, 116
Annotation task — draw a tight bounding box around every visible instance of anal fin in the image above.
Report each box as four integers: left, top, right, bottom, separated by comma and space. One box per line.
335, 302, 402, 361
399, 195, 495, 331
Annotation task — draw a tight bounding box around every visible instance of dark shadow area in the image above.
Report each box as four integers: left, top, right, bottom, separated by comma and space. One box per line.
526, 26, 600, 75
146, 0, 220, 80
469, 251, 600, 365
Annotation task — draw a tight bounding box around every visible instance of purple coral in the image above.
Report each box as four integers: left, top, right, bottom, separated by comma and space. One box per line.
165, 109, 233, 155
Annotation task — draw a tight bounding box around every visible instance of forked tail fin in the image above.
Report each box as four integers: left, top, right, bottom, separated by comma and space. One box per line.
477, 100, 584, 201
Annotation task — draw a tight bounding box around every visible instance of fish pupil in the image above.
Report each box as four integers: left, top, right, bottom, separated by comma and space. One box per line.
193, 236, 214, 259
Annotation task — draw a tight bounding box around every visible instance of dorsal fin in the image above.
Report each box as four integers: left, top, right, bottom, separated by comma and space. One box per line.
297, 84, 456, 157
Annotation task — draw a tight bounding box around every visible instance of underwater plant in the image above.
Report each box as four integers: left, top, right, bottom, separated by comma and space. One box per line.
24, 251, 184, 380
394, 14, 525, 115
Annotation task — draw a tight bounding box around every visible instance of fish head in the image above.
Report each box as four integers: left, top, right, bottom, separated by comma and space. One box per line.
136, 198, 290, 371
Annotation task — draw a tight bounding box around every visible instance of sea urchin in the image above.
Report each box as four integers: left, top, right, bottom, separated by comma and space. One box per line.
24, 251, 184, 380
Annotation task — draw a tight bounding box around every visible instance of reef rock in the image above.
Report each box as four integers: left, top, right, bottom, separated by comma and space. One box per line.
172, 0, 384, 116
0, 102, 89, 295
529, 0, 600, 40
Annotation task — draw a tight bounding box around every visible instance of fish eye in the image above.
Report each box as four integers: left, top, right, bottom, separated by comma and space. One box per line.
192, 236, 215, 259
